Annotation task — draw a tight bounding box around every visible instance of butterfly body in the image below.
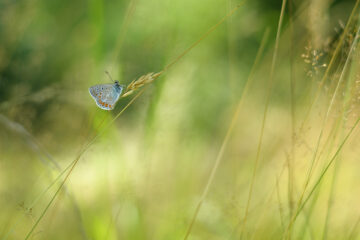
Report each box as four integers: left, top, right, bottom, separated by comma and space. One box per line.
89, 81, 123, 110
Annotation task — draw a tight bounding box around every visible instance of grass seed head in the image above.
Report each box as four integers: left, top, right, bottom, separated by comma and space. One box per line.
121, 71, 163, 97
302, 41, 327, 78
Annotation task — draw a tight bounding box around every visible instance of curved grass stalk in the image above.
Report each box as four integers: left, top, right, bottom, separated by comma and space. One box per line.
322, 23, 360, 240
27, 113, 109, 211
284, 24, 360, 238
321, 150, 341, 240
0, 113, 104, 240
287, 0, 296, 218
239, 0, 287, 238
107, 0, 139, 78
247, 162, 288, 240
296, 115, 342, 239
182, 27, 270, 240
121, 1, 247, 98
297, 0, 360, 133
23, 3, 245, 239
19, 0, 140, 237
292, 116, 360, 223
226, 0, 238, 95
24, 89, 145, 240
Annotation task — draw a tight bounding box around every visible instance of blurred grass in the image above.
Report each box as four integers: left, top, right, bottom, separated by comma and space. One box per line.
1, 0, 360, 239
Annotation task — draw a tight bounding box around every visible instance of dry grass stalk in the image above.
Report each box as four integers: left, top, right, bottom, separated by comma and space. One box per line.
121, 2, 246, 99
23, 2, 245, 239
121, 71, 163, 97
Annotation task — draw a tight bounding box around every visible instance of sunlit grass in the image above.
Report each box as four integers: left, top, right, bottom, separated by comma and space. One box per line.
1, 0, 360, 239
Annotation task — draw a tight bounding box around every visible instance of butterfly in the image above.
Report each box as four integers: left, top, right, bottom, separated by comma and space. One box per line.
89, 72, 124, 110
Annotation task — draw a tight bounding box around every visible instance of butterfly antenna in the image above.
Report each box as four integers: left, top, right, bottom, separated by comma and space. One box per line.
105, 71, 115, 83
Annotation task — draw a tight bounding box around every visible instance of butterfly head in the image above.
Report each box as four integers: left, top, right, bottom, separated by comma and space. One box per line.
114, 80, 125, 94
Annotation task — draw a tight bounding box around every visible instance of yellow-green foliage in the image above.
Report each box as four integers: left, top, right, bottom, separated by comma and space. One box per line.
0, 0, 360, 239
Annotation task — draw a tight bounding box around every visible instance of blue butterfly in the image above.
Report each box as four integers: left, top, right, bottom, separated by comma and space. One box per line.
89, 72, 124, 110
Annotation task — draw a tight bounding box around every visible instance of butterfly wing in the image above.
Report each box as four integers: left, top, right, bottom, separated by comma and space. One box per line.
89, 84, 123, 110
89, 85, 101, 99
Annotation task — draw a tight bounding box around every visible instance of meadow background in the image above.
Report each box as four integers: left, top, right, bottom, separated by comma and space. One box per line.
1, 0, 360, 239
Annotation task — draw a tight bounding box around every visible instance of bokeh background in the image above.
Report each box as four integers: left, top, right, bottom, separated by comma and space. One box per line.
1, 0, 360, 239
